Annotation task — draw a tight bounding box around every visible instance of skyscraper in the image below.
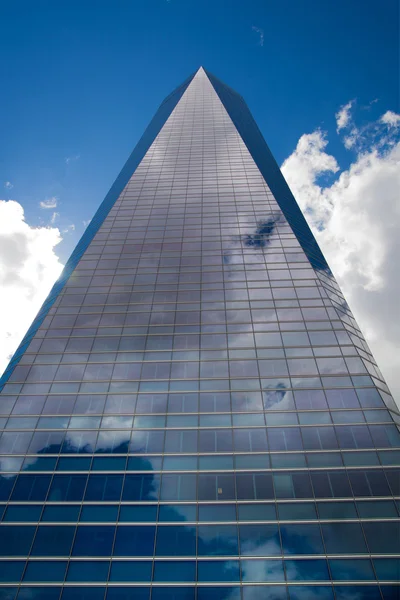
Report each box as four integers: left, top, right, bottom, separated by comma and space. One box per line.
0, 66, 399, 600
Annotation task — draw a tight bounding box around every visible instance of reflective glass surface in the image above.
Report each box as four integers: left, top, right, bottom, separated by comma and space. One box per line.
0, 67, 398, 598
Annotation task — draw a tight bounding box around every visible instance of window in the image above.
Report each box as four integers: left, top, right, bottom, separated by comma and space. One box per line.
363, 522, 400, 554
161, 474, 197, 501
155, 525, 195, 556
285, 559, 329, 581
198, 525, 239, 556
197, 560, 240, 582
321, 523, 367, 554
114, 526, 156, 557
84, 475, 123, 501
72, 526, 114, 556
329, 559, 375, 581
31, 526, 75, 556
236, 472, 274, 500
109, 561, 152, 582
281, 524, 324, 555
239, 524, 280, 556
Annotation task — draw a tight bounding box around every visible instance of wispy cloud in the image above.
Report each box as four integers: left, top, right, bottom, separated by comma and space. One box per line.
62, 224, 75, 233
50, 211, 59, 224
252, 26, 264, 47
4, 181, 13, 190
335, 99, 354, 133
335, 99, 400, 152
361, 98, 378, 110
83, 219, 91, 228
40, 196, 58, 209
65, 154, 80, 165
343, 128, 359, 149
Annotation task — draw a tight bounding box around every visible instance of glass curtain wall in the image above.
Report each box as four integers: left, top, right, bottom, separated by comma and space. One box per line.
0, 67, 399, 600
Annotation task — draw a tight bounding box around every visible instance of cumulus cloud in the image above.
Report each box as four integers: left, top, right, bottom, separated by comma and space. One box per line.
381, 110, 400, 127
0, 200, 64, 377
39, 196, 58, 209
279, 130, 339, 229
282, 109, 400, 404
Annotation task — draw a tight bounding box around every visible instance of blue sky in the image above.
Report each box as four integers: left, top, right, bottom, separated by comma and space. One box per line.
0, 0, 400, 401
1, 0, 398, 261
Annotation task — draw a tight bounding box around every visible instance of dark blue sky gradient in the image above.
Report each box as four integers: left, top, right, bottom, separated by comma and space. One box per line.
0, 0, 398, 261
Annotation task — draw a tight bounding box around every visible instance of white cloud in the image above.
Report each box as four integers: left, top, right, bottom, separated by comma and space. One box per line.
65, 154, 80, 165
4, 181, 13, 190
282, 109, 400, 405
279, 130, 339, 229
39, 196, 58, 209
343, 127, 359, 149
252, 26, 264, 47
62, 223, 76, 233
0, 200, 64, 377
381, 110, 400, 127
50, 211, 59, 224
335, 99, 354, 132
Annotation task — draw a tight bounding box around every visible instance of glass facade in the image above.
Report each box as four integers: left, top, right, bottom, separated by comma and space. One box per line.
0, 67, 399, 599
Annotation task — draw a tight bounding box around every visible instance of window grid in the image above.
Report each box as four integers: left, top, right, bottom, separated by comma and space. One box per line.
0, 68, 398, 599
